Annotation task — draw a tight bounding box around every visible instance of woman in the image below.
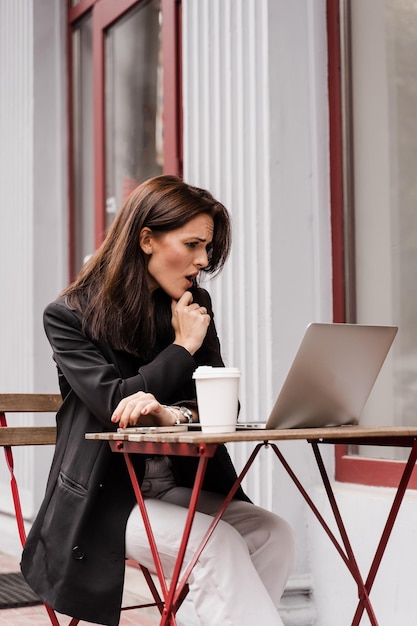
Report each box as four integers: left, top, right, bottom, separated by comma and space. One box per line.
21, 175, 295, 626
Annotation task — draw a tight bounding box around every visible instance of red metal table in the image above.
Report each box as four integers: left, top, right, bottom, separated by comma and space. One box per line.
86, 426, 417, 625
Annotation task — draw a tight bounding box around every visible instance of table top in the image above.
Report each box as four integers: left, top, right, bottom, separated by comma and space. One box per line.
85, 425, 417, 447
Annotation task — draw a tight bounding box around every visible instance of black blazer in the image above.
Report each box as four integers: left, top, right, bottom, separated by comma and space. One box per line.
21, 289, 249, 626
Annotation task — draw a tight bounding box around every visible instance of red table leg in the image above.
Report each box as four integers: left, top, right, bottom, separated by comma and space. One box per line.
350, 440, 417, 625
123, 450, 210, 625
310, 442, 378, 625
122, 442, 265, 624
270, 441, 377, 625
271, 438, 417, 626
177, 443, 265, 591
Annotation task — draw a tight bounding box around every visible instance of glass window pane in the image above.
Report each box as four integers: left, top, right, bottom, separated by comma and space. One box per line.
71, 13, 94, 276
105, 0, 163, 228
349, 0, 417, 459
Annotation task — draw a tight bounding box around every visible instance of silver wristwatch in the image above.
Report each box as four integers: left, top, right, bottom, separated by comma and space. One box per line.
178, 406, 193, 424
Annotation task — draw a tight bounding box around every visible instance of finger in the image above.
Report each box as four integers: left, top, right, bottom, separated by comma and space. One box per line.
177, 291, 193, 308
118, 401, 140, 426
111, 404, 125, 423
111, 392, 147, 424
188, 302, 201, 312
117, 402, 145, 428
132, 398, 159, 418
111, 396, 136, 423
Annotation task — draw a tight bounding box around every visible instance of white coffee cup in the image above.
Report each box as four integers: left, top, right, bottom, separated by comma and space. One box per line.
192, 366, 241, 433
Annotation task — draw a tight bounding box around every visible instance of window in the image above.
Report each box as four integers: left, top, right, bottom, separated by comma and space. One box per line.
70, 9, 94, 278
67, 0, 182, 277
328, 0, 417, 486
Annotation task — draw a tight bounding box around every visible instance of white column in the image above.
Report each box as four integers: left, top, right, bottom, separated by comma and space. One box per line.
0, 0, 67, 555
182, 2, 331, 619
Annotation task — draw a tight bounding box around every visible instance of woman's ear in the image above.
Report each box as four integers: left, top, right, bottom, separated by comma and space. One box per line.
139, 227, 153, 255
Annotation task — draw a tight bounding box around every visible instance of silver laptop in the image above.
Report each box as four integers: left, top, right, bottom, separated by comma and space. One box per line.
237, 323, 398, 430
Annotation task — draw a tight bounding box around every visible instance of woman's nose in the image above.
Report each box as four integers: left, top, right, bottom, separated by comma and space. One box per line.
195, 249, 209, 268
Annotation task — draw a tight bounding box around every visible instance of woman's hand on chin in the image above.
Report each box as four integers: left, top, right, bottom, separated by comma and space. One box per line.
171, 291, 210, 355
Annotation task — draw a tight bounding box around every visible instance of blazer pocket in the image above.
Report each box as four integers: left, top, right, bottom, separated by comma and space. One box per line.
40, 472, 90, 580
58, 471, 88, 497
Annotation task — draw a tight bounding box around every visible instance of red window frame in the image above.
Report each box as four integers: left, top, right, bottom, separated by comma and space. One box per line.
326, 0, 417, 489
67, 0, 182, 268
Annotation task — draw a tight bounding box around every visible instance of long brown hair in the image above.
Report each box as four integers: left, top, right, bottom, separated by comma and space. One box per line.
62, 175, 231, 357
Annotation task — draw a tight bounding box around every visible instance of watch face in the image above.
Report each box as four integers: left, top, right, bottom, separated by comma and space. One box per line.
180, 406, 193, 422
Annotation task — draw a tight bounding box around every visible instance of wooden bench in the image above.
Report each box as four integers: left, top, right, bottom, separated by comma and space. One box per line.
0, 394, 76, 624
0, 393, 59, 447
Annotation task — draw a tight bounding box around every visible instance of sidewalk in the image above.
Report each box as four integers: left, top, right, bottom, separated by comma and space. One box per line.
0, 552, 160, 625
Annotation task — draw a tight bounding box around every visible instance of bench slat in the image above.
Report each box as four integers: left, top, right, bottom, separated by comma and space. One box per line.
0, 394, 61, 412
0, 426, 57, 446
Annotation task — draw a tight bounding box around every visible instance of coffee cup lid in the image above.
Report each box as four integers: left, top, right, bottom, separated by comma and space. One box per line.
192, 366, 241, 379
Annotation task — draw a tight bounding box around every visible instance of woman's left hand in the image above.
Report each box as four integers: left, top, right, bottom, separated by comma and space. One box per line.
111, 391, 174, 429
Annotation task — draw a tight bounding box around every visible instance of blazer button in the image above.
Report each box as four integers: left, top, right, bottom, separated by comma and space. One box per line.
72, 546, 85, 560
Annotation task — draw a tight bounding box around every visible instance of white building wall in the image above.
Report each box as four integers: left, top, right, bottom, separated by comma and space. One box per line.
0, 0, 67, 554
0, 1, 34, 392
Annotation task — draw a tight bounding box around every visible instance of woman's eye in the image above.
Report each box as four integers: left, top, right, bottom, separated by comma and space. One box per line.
186, 242, 198, 248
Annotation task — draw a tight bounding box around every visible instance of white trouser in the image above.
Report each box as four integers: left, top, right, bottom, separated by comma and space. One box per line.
125, 457, 296, 626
